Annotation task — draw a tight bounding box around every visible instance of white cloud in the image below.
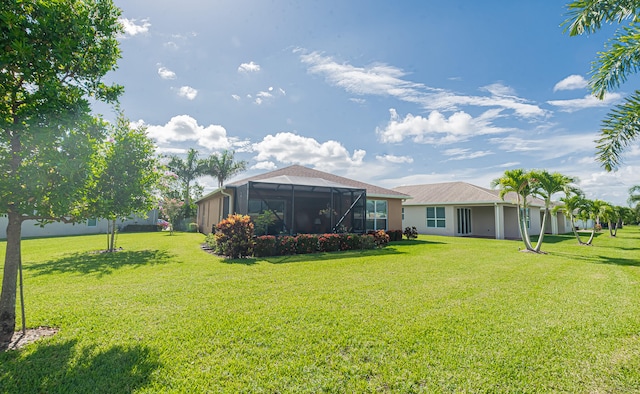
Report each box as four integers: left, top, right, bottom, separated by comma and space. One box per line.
177, 86, 198, 100
547, 93, 621, 112
376, 154, 414, 164
252, 132, 366, 171
442, 148, 494, 161
554, 75, 588, 92
119, 18, 151, 37
231, 94, 241, 101
143, 115, 238, 151
251, 161, 277, 170
257, 91, 273, 98
157, 66, 176, 80
377, 108, 511, 145
255, 98, 263, 105
298, 50, 547, 118
238, 61, 261, 73
489, 132, 598, 160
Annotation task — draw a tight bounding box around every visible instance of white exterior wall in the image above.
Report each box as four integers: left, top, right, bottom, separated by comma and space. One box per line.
0, 211, 158, 239
402, 205, 456, 236
471, 206, 496, 238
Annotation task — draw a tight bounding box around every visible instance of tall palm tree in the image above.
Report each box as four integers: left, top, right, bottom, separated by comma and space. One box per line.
167, 148, 204, 217
491, 169, 535, 251
529, 170, 577, 252
564, 0, 640, 171
203, 150, 247, 221
554, 191, 589, 245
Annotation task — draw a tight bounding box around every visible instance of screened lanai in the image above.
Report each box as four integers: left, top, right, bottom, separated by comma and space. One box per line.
232, 175, 367, 235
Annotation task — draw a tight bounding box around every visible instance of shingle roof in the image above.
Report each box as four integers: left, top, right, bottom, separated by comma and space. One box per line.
393, 182, 545, 207
227, 165, 409, 199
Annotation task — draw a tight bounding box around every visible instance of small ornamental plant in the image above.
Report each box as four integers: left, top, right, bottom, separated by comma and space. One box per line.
318, 233, 342, 252
215, 214, 254, 258
387, 229, 403, 241
371, 230, 390, 248
403, 226, 418, 240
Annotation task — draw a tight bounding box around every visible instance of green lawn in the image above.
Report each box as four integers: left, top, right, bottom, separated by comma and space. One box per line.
0, 227, 639, 393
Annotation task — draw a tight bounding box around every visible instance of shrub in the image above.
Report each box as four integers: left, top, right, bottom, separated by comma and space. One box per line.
360, 234, 376, 250
204, 233, 217, 250
342, 233, 361, 250
254, 235, 277, 257
318, 233, 342, 252
277, 235, 297, 255
215, 214, 254, 258
122, 224, 159, 232
371, 230, 390, 248
187, 222, 198, 233
296, 234, 318, 254
403, 226, 418, 240
253, 210, 278, 236
387, 229, 403, 241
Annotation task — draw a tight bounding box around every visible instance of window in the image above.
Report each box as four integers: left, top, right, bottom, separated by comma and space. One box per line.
87, 218, 97, 227
426, 207, 445, 228
366, 200, 387, 231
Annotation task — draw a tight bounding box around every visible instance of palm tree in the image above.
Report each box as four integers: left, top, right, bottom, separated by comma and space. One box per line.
167, 148, 205, 218
564, 1, 640, 171
554, 191, 590, 245
203, 150, 247, 221
629, 185, 640, 205
529, 170, 577, 252
601, 204, 621, 236
491, 169, 535, 252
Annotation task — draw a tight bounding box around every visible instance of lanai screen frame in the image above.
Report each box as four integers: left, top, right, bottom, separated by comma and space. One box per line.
232, 179, 366, 235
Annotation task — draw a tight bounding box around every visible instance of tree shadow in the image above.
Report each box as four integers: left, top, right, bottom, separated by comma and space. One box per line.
24, 249, 174, 277
549, 251, 640, 267
228, 246, 408, 265
0, 339, 160, 393
531, 232, 603, 244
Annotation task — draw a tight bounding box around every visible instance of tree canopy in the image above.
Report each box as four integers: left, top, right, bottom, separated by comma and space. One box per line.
0, 0, 123, 348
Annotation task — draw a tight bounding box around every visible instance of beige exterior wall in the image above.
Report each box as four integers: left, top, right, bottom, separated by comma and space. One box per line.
387, 198, 404, 231
197, 193, 227, 235
471, 206, 496, 238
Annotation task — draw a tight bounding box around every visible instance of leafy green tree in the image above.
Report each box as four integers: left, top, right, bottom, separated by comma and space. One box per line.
491, 169, 535, 252
0, 0, 122, 348
629, 185, 640, 205
564, 0, 640, 170
555, 189, 591, 244
166, 148, 205, 218
202, 150, 247, 222
600, 202, 620, 236
89, 113, 160, 251
529, 170, 577, 252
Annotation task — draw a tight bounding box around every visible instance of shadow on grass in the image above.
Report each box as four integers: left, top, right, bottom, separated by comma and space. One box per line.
531, 232, 603, 244
549, 251, 640, 267
0, 339, 160, 393
25, 249, 174, 277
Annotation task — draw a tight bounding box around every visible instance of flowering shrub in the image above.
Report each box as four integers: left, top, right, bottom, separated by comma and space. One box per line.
318, 233, 342, 252
360, 234, 376, 250
254, 235, 277, 257
371, 230, 390, 248
403, 226, 418, 240
277, 235, 297, 255
158, 197, 184, 235
341, 233, 362, 250
387, 229, 403, 241
296, 234, 318, 254
215, 214, 254, 258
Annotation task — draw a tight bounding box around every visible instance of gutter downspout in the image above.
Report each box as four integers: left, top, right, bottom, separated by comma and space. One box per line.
219, 187, 233, 223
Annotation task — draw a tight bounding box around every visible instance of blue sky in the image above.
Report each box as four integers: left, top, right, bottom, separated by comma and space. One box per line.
103, 0, 640, 205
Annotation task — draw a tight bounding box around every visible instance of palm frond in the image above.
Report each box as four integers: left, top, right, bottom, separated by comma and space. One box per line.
591, 23, 640, 97
596, 90, 640, 170
564, 0, 640, 36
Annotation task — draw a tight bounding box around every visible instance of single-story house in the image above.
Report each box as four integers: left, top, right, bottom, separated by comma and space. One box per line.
196, 165, 409, 235
0, 211, 159, 240
393, 182, 571, 240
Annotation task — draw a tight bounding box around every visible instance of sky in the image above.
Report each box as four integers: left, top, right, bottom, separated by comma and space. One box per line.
100, 0, 640, 206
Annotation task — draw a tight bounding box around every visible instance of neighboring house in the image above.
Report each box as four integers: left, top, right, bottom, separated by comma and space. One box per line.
0, 211, 159, 240
393, 182, 570, 240
196, 165, 409, 235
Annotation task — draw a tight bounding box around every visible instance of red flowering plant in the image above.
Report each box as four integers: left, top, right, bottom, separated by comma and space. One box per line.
254, 235, 277, 257
295, 234, 318, 254
215, 214, 254, 258
277, 235, 297, 255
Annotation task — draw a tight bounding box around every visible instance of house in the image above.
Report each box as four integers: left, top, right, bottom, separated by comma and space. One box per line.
392, 182, 571, 240
196, 165, 409, 235
0, 211, 159, 240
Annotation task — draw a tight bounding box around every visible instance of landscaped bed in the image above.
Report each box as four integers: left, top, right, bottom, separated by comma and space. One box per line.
0, 227, 639, 392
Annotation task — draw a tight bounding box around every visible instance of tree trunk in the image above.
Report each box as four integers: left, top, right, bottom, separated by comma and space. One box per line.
570, 216, 585, 245
109, 219, 116, 251
0, 212, 22, 348
534, 208, 548, 252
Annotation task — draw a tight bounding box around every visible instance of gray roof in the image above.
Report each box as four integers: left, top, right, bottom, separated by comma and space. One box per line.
227, 165, 409, 199
393, 182, 545, 207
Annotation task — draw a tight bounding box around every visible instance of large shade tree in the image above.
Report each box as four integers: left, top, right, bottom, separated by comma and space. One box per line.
565, 0, 640, 171
0, 0, 122, 348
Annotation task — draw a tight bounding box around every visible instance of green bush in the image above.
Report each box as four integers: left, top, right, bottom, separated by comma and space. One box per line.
296, 234, 318, 254
187, 222, 198, 233
254, 235, 277, 257
371, 230, 390, 248
204, 233, 217, 250
388, 229, 403, 241
403, 226, 418, 240
318, 234, 342, 252
361, 234, 376, 249
215, 214, 254, 258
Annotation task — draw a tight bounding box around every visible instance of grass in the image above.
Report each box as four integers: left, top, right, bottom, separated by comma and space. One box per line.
0, 227, 639, 392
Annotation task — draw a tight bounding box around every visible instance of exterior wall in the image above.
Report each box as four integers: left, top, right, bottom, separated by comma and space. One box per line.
387, 199, 404, 231
402, 205, 456, 236
471, 206, 496, 238
529, 206, 542, 236
0, 211, 158, 240
503, 206, 520, 239
197, 194, 226, 235
557, 214, 570, 234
